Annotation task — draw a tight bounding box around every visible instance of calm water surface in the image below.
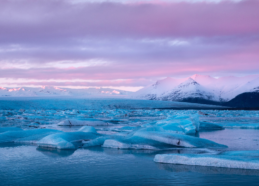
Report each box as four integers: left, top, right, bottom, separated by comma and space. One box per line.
1, 129, 259, 186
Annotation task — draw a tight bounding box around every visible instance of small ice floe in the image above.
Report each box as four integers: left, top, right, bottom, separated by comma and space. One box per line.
57, 119, 112, 126
154, 151, 259, 170
153, 113, 200, 135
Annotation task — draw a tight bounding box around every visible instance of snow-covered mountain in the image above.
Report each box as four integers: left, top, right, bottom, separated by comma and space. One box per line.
0, 86, 132, 97
134, 77, 183, 99
135, 74, 259, 102
161, 78, 217, 101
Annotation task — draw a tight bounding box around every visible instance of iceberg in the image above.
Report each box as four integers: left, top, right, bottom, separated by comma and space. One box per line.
83, 136, 112, 148
37, 131, 101, 149
154, 153, 259, 170
103, 130, 227, 150
78, 126, 97, 133
155, 113, 200, 135
0, 129, 60, 144
220, 150, 259, 157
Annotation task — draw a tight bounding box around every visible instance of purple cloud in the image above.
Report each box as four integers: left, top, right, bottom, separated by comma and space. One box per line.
0, 0, 259, 89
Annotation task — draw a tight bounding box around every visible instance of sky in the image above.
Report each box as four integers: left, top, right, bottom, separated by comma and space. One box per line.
0, 0, 259, 91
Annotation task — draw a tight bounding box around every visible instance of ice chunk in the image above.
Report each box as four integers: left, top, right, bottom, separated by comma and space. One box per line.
156, 114, 200, 135
37, 131, 101, 149
103, 130, 227, 150
112, 126, 139, 132
83, 136, 111, 148
154, 153, 259, 170
82, 132, 130, 148
103, 139, 159, 150
57, 119, 110, 126
0, 129, 60, 144
78, 126, 96, 133
190, 113, 200, 131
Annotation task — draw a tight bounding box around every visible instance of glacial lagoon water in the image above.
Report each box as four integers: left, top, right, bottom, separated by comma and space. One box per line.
1, 129, 259, 186
1, 98, 259, 185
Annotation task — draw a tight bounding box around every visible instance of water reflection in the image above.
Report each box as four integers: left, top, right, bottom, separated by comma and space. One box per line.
86, 147, 219, 158
36, 147, 76, 158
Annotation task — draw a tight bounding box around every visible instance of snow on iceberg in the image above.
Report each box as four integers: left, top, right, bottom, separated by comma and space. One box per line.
37, 131, 101, 150
103, 130, 227, 150
154, 153, 259, 170
57, 119, 111, 126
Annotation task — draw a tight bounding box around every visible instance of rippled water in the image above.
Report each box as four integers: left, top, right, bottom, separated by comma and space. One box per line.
1, 129, 259, 186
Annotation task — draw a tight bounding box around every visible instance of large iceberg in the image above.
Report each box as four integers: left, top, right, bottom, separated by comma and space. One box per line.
102, 129, 227, 150
154, 152, 259, 170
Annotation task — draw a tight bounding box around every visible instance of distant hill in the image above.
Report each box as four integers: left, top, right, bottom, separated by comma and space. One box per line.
0, 86, 132, 97
226, 92, 259, 109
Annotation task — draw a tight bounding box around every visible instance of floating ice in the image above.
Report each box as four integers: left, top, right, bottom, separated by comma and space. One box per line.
154, 153, 259, 170
219, 122, 259, 129
112, 126, 139, 132
155, 113, 200, 135
103, 130, 227, 150
37, 131, 101, 149
83, 132, 129, 148
0, 128, 60, 144
78, 126, 97, 133
220, 150, 259, 157
83, 136, 112, 148
57, 119, 110, 126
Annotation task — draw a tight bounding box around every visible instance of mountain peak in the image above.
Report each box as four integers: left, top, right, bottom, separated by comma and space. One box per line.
178, 78, 199, 88
191, 74, 199, 79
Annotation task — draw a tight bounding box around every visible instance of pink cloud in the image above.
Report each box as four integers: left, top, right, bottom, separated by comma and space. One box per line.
0, 0, 259, 88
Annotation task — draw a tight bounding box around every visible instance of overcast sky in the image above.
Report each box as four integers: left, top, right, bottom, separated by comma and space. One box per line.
0, 0, 258, 91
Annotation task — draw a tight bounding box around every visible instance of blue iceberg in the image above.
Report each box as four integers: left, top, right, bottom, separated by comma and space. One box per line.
154, 151, 259, 170
37, 131, 101, 149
